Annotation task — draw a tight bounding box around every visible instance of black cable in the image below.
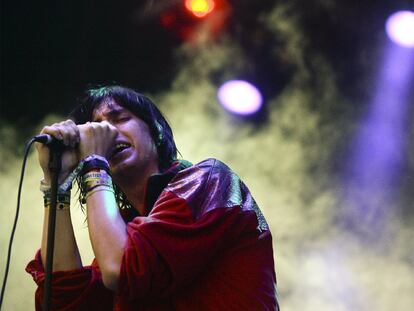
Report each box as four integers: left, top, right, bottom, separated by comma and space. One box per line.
0, 138, 36, 309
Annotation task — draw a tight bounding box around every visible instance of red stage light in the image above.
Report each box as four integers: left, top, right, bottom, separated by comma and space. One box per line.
185, 0, 215, 18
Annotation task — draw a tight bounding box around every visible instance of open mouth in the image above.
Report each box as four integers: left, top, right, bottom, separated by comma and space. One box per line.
111, 142, 131, 158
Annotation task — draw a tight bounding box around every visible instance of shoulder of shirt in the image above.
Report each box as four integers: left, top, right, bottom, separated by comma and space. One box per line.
177, 157, 234, 179
164, 158, 237, 203
163, 158, 270, 231
163, 158, 238, 216
167, 158, 238, 193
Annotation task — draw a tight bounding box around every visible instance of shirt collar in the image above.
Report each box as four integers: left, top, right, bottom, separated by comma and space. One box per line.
143, 159, 192, 215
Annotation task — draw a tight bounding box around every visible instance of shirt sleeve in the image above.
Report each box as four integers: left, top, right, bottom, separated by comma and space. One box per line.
25, 251, 113, 311
118, 158, 268, 301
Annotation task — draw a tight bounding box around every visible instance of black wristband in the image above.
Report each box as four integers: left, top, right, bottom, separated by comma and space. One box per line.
80, 155, 110, 175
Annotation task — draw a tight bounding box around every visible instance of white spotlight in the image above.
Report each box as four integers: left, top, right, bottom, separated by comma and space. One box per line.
386, 10, 414, 48
217, 80, 263, 115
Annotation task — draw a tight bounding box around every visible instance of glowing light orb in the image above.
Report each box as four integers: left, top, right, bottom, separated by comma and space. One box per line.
386, 10, 414, 48
185, 0, 215, 18
217, 80, 263, 115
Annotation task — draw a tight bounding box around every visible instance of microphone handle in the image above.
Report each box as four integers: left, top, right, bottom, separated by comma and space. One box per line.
33, 134, 63, 147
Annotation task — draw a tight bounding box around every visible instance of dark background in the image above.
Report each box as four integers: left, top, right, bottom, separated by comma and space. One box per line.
1, 0, 413, 124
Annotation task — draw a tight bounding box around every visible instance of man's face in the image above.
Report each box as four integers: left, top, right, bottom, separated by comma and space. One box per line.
92, 99, 159, 181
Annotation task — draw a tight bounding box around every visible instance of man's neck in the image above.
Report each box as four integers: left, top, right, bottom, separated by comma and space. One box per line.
115, 163, 160, 216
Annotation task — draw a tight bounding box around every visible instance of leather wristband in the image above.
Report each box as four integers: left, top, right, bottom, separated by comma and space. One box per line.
80, 155, 110, 175
43, 190, 71, 210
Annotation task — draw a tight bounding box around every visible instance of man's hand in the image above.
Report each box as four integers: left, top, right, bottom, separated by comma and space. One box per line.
36, 119, 119, 185
36, 119, 81, 185
77, 120, 119, 160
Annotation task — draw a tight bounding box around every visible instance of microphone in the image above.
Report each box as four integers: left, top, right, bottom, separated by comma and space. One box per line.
33, 134, 63, 146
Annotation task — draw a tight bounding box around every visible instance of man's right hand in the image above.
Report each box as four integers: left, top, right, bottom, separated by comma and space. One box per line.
36, 119, 81, 185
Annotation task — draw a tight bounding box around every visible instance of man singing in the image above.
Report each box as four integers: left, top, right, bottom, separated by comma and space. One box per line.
26, 85, 279, 310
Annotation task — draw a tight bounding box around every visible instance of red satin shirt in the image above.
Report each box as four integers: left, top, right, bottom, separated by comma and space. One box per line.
26, 159, 279, 310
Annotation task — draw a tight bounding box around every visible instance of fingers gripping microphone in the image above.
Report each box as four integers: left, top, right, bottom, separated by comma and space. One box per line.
33, 134, 55, 145
33, 134, 64, 148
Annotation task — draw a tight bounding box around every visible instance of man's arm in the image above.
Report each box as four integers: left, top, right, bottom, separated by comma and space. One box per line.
28, 119, 118, 310
40, 207, 82, 271
86, 189, 127, 291
36, 119, 83, 271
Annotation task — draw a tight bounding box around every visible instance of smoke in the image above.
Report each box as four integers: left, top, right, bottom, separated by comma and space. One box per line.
1, 2, 413, 310
155, 3, 414, 310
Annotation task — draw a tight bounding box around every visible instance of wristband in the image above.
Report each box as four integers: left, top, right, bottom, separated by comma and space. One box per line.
84, 185, 115, 201
80, 155, 110, 175
81, 170, 113, 192
80, 169, 114, 204
39, 154, 112, 207
43, 190, 71, 210
44, 202, 70, 210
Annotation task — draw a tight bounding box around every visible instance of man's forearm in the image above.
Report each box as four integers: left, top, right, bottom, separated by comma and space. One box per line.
86, 190, 127, 291
41, 208, 83, 271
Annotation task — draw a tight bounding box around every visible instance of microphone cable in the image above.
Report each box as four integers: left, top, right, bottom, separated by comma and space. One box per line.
0, 137, 36, 309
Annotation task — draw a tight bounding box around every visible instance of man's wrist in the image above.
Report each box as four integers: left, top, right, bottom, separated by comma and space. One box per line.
40, 171, 72, 189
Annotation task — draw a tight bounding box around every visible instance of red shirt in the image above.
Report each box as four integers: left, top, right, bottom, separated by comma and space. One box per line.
26, 159, 279, 310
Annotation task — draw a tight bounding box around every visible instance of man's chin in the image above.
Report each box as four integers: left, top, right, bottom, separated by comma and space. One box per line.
110, 161, 126, 174
109, 159, 126, 176
109, 157, 136, 179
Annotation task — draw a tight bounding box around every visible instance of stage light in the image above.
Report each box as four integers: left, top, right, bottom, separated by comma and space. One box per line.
185, 0, 215, 18
386, 10, 414, 48
217, 80, 263, 116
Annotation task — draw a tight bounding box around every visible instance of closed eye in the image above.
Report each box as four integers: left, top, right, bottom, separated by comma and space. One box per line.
117, 116, 130, 123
